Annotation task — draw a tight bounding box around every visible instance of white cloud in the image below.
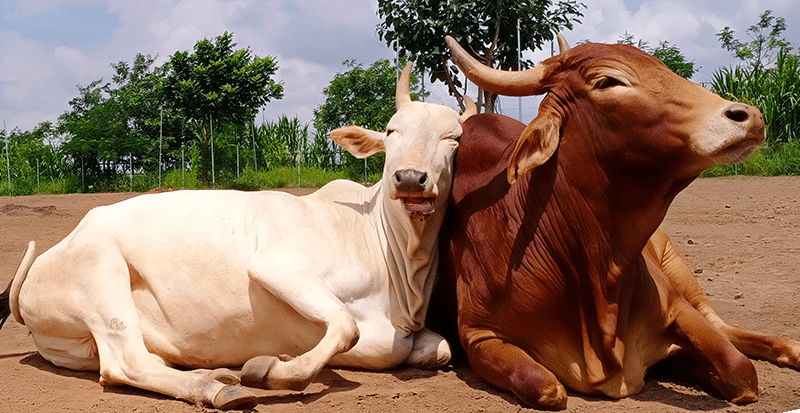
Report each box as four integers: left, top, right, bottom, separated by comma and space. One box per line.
1, 0, 799, 131
260, 56, 331, 125
53, 46, 93, 78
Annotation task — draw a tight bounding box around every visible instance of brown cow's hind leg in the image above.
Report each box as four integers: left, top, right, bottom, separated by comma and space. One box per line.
652, 229, 800, 369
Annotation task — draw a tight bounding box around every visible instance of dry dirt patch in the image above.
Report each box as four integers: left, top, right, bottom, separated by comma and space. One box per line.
2, 178, 799, 412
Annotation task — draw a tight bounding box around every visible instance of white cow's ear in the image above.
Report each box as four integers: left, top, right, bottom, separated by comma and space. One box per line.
507, 104, 562, 185
331, 125, 386, 159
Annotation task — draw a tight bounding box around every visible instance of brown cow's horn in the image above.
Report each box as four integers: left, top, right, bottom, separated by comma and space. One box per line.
557, 34, 570, 53
445, 35, 547, 97
396, 62, 413, 110
460, 95, 477, 122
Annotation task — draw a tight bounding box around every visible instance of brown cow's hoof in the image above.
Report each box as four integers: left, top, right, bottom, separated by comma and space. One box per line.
208, 368, 240, 385
213, 385, 256, 410
731, 391, 758, 405
515, 381, 568, 411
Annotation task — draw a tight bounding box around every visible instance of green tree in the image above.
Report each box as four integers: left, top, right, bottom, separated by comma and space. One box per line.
110, 53, 189, 173
716, 9, 791, 70
616, 32, 699, 79
161, 31, 284, 184
58, 53, 170, 187
59, 78, 134, 180
161, 31, 284, 142
376, 0, 584, 113
312, 59, 422, 180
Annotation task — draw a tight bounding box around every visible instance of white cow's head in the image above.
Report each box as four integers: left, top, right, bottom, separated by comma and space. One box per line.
331, 63, 476, 220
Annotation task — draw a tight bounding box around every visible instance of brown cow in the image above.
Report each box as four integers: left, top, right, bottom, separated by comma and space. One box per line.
436, 35, 800, 410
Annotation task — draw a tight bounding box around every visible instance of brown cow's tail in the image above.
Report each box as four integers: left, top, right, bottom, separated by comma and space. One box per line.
1, 241, 36, 329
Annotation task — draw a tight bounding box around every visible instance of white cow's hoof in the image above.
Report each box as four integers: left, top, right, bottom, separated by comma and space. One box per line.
240, 355, 281, 389
213, 385, 256, 410
208, 368, 240, 385
240, 355, 313, 391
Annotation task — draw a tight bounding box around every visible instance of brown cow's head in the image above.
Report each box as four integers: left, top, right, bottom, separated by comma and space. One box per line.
445, 36, 765, 185
331, 63, 476, 220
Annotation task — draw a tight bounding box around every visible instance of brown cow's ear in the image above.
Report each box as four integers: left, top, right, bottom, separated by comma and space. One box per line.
507, 108, 562, 184
331, 125, 386, 159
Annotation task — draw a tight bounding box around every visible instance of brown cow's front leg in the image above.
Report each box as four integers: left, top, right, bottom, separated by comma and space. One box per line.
671, 303, 758, 404
463, 328, 567, 410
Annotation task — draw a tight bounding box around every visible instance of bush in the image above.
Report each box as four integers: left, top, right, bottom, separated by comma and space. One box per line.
162, 168, 201, 190
39, 177, 81, 194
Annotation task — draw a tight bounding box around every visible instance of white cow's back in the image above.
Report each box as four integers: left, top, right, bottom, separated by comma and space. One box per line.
19, 185, 398, 368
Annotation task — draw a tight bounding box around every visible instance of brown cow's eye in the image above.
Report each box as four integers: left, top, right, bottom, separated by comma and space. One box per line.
595, 76, 626, 89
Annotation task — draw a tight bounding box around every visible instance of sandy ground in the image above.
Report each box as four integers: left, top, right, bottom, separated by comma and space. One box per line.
1, 177, 799, 413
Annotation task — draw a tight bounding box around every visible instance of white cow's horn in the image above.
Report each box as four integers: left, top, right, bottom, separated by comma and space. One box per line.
396, 62, 413, 110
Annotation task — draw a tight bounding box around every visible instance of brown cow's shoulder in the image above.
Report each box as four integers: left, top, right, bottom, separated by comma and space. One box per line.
452, 113, 523, 204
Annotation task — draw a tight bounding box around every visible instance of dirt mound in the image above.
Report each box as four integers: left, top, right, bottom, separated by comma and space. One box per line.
0, 204, 60, 216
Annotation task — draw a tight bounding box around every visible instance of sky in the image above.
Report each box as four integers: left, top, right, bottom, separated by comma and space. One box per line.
0, 0, 798, 133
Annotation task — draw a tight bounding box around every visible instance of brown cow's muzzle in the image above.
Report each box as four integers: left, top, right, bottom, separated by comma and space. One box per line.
705, 102, 765, 164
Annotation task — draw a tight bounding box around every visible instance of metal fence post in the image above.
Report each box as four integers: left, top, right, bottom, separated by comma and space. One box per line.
159, 107, 163, 188
210, 116, 215, 188
4, 119, 10, 197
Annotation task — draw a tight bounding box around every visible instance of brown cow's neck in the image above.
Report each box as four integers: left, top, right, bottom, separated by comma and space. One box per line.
513, 142, 696, 380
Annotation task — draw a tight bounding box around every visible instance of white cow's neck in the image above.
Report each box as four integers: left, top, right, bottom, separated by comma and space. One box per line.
375, 182, 444, 334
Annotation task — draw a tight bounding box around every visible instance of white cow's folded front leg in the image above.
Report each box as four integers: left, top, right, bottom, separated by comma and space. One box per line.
242, 260, 360, 390
403, 327, 451, 369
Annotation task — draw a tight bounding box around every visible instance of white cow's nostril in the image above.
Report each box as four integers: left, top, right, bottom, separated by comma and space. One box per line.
394, 169, 427, 193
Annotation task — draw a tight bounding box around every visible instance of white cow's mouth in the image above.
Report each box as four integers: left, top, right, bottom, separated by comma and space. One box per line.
401, 196, 436, 218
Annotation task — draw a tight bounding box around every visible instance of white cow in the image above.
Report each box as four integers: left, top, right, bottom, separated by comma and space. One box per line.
0, 63, 476, 410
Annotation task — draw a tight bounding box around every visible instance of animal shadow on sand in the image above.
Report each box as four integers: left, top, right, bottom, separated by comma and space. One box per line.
631, 359, 731, 411
450, 355, 730, 411
20, 353, 98, 382
20, 352, 361, 408
390, 366, 441, 382
252, 367, 360, 407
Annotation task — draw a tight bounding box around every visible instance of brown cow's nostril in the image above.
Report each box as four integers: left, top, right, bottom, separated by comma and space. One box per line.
725, 104, 751, 123
419, 173, 427, 185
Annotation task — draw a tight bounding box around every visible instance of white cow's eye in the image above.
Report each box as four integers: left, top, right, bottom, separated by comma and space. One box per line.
386, 129, 395, 136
